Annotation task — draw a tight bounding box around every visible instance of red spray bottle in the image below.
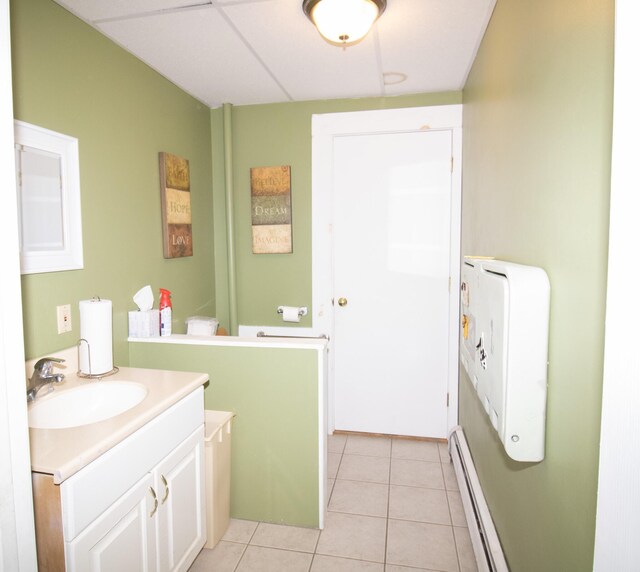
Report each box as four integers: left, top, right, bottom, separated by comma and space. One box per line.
159, 288, 172, 336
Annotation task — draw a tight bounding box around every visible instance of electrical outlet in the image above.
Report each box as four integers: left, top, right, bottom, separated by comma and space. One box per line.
56, 304, 72, 334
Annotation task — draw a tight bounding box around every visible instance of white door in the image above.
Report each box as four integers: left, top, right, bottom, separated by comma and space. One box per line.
332, 129, 454, 438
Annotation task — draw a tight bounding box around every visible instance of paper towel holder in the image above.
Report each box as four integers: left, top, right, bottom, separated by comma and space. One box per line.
76, 338, 119, 379
277, 306, 308, 317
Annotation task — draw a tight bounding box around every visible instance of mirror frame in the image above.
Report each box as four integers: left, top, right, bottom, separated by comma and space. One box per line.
14, 120, 83, 274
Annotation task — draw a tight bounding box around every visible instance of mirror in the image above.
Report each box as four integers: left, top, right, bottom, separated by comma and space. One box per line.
14, 120, 83, 274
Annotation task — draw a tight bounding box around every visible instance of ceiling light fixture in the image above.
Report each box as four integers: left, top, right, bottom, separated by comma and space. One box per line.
302, 0, 387, 47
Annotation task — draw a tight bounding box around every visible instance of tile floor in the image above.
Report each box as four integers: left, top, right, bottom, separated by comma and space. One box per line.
190, 433, 477, 572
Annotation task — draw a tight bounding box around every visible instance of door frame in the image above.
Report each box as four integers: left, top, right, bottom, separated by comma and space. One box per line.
0, 0, 38, 568
593, 0, 639, 568
311, 105, 463, 435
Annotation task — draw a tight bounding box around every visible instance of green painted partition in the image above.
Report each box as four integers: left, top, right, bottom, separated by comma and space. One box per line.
129, 341, 320, 527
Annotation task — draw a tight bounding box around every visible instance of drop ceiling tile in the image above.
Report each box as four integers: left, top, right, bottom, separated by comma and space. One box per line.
377, 0, 496, 95
98, 7, 289, 107
56, 0, 208, 23
222, 0, 383, 101
52, 0, 496, 106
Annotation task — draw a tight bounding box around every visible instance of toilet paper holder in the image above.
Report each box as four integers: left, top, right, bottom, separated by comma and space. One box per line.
277, 306, 308, 317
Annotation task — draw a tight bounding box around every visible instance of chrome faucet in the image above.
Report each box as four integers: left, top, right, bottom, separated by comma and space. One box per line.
27, 357, 66, 402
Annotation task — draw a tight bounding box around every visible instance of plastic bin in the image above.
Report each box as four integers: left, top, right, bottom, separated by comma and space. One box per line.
186, 316, 219, 336
204, 410, 234, 549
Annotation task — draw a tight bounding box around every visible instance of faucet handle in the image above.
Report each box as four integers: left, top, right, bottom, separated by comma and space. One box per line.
33, 357, 65, 376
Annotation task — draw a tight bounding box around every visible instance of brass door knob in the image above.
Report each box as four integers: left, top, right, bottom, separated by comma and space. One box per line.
338, 297, 348, 307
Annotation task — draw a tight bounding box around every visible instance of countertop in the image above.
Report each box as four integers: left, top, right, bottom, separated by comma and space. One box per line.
28, 366, 208, 484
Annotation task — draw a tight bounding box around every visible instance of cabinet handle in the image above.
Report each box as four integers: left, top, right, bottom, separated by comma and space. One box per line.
149, 486, 158, 517
161, 475, 169, 504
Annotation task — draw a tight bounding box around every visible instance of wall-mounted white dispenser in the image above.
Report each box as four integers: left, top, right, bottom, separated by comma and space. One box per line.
460, 257, 550, 462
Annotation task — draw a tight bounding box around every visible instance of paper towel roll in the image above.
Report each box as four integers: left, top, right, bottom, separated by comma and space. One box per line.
79, 298, 113, 375
281, 306, 301, 323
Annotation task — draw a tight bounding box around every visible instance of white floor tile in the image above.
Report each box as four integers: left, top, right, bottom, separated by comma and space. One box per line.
236, 545, 313, 572
389, 485, 451, 525
391, 439, 440, 462
328, 452, 342, 479
390, 458, 445, 489
328, 478, 336, 498
386, 519, 459, 571
454, 526, 478, 572
221, 518, 259, 543
447, 490, 467, 527
208, 434, 476, 572
337, 454, 390, 484
386, 565, 437, 572
188, 541, 246, 572
442, 462, 460, 491
311, 554, 384, 571
328, 434, 348, 453
439, 441, 451, 462
329, 479, 389, 517
250, 522, 320, 553
344, 435, 391, 457
316, 512, 387, 562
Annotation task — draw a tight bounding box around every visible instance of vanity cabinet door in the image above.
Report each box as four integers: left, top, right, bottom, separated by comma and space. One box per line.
154, 426, 206, 572
66, 473, 157, 572
65, 424, 205, 572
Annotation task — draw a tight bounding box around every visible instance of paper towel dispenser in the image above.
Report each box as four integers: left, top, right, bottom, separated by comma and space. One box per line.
460, 258, 550, 462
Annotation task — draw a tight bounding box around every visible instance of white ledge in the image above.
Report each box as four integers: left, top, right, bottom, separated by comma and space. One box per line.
128, 333, 328, 351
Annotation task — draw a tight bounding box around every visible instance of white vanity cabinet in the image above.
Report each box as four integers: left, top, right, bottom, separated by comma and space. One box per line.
33, 386, 206, 572
66, 428, 204, 572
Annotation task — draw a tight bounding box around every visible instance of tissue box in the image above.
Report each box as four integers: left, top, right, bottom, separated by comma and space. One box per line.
128, 309, 160, 338
186, 316, 219, 336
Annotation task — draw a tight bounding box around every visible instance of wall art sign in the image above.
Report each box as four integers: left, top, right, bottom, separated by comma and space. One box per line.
250, 165, 292, 254
159, 151, 192, 258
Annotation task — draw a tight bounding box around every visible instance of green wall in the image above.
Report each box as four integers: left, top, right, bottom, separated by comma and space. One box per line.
13, 0, 616, 561
11, 0, 214, 362
460, 1, 613, 570
212, 93, 462, 331
129, 341, 320, 526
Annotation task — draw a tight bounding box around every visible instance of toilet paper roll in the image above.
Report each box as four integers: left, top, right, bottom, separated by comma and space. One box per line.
281, 306, 301, 323
79, 298, 113, 375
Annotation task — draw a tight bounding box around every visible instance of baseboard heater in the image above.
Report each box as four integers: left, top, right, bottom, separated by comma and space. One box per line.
449, 426, 509, 572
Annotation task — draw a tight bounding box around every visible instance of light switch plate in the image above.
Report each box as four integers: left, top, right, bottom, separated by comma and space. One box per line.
56, 304, 72, 334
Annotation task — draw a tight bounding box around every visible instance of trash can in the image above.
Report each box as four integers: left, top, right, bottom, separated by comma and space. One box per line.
204, 410, 234, 549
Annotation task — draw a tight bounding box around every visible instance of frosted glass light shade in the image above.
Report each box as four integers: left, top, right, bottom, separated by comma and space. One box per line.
305, 0, 384, 46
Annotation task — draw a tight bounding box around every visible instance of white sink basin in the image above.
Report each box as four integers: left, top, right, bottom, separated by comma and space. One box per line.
28, 381, 148, 429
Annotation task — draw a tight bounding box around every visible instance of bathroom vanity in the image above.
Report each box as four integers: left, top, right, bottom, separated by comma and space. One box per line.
28, 365, 208, 572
